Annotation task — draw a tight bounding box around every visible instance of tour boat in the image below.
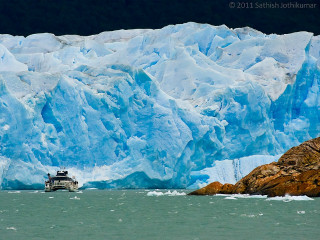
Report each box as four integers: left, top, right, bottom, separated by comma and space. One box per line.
45, 170, 78, 192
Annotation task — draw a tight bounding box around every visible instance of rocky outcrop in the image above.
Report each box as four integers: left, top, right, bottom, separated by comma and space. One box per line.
189, 137, 320, 197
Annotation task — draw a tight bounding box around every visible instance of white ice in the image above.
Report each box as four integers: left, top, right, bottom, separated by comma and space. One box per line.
216, 194, 267, 199
266, 195, 314, 201
147, 190, 186, 197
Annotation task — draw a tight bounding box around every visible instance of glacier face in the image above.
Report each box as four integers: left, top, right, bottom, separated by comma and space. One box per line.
0, 23, 319, 189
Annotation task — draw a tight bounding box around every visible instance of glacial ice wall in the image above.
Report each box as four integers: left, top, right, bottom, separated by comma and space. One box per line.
0, 23, 319, 189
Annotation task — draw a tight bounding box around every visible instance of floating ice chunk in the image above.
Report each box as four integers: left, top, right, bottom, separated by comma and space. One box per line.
266, 195, 314, 202
147, 190, 186, 197
232, 194, 267, 199
6, 227, 17, 231
8, 191, 21, 194
70, 196, 80, 200
225, 196, 237, 200
164, 190, 186, 196
217, 194, 267, 199
297, 211, 305, 214
240, 214, 257, 218
147, 191, 164, 197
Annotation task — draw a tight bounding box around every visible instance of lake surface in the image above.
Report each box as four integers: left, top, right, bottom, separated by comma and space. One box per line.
0, 190, 319, 240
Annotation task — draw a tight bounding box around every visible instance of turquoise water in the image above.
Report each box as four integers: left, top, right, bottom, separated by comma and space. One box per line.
0, 190, 319, 240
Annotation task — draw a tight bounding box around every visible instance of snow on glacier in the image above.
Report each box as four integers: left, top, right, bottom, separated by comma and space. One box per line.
0, 22, 319, 189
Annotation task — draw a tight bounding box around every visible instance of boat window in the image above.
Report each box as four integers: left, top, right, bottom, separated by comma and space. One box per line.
52, 177, 72, 181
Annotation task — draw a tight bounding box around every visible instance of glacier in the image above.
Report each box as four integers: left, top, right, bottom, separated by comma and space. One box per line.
0, 22, 319, 189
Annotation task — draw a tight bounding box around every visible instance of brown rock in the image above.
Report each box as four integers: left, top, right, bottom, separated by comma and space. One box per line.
188, 137, 320, 197
220, 183, 234, 194
188, 181, 224, 195
189, 181, 236, 195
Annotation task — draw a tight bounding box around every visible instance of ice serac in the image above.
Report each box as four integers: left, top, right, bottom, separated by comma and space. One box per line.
0, 23, 319, 189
